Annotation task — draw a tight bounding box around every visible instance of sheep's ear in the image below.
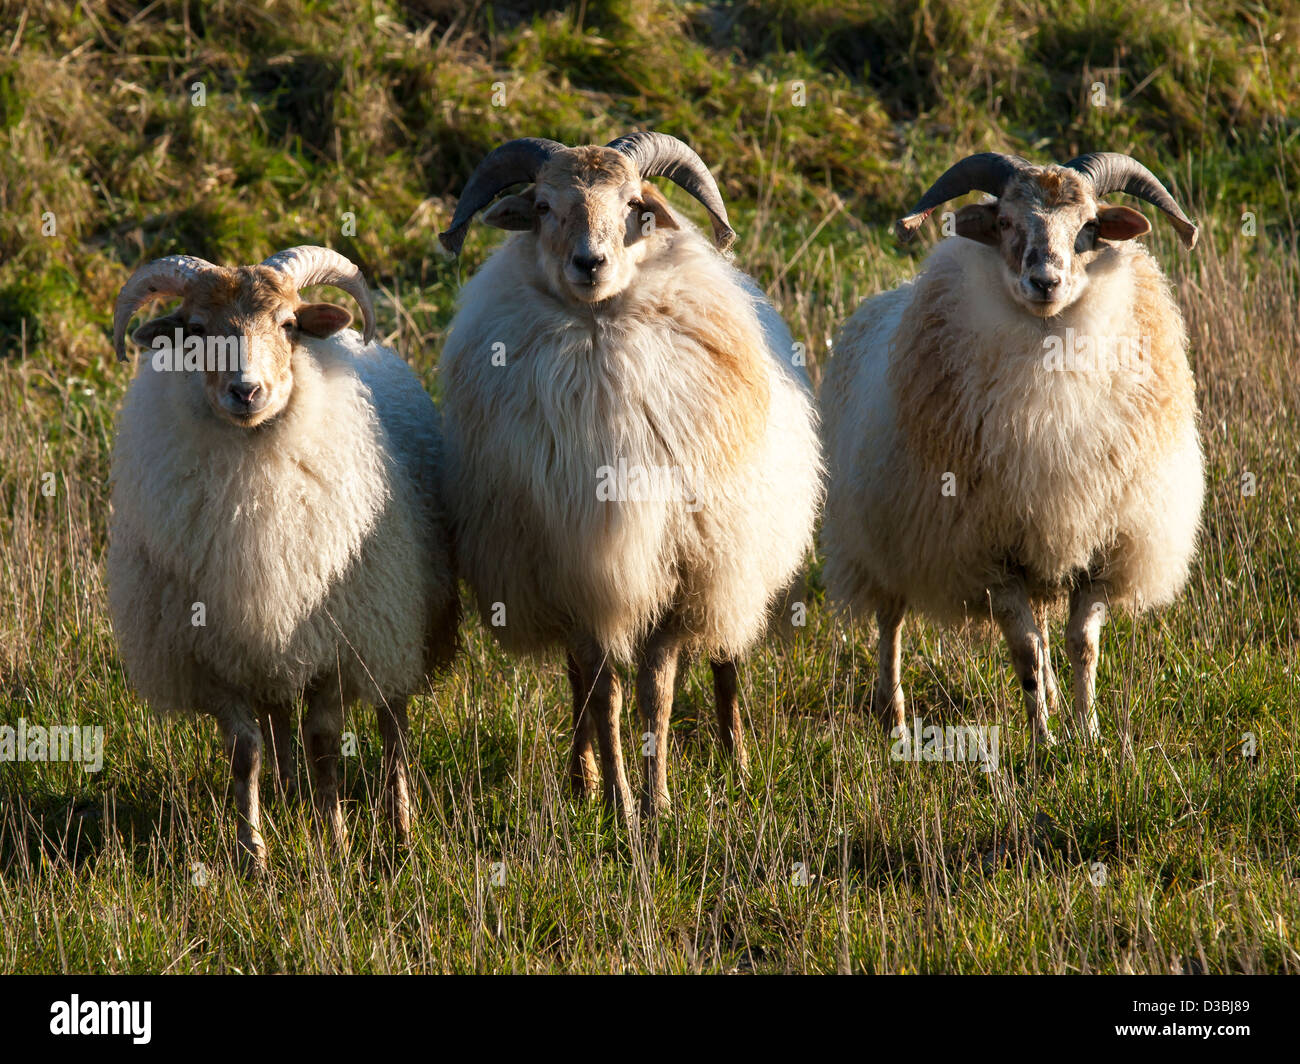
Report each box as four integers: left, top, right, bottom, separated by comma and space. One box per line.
482, 189, 537, 231
297, 302, 352, 338
954, 203, 1000, 245
637, 181, 679, 236
1096, 205, 1151, 242
131, 312, 184, 349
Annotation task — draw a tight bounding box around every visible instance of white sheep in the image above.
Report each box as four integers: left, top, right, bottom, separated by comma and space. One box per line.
821, 152, 1204, 745
108, 246, 459, 871
437, 132, 823, 819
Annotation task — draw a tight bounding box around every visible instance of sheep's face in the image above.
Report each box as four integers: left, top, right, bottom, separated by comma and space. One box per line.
131, 269, 352, 428
955, 167, 1152, 317
480, 147, 679, 306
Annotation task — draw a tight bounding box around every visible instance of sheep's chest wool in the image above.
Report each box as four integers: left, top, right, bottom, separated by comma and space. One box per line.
967, 244, 1198, 602
108, 340, 430, 704
440, 230, 822, 663
825, 233, 1202, 623
953, 286, 1145, 578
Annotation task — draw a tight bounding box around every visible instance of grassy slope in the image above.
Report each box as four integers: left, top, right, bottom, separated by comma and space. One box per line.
0, 0, 1297, 972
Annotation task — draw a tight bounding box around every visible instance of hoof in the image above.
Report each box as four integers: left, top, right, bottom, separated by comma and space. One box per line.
568, 775, 600, 803
387, 817, 411, 849
237, 841, 268, 879
602, 786, 637, 826
1068, 722, 1102, 746
568, 751, 601, 802
871, 690, 905, 732
639, 790, 671, 820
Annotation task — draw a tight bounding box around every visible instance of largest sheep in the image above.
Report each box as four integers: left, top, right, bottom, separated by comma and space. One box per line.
437, 132, 823, 819
108, 246, 458, 871
822, 152, 1204, 745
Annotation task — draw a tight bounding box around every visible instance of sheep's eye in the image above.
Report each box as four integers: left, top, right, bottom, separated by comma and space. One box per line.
629, 199, 644, 213
281, 319, 296, 336
534, 201, 550, 215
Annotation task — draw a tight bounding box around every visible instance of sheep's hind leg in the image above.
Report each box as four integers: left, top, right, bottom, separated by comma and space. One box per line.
303, 681, 348, 851
215, 700, 268, 875
376, 698, 413, 845
573, 641, 635, 822
566, 651, 599, 800
259, 701, 297, 799
711, 657, 748, 778
991, 587, 1056, 745
872, 602, 907, 733
636, 625, 683, 818
1065, 582, 1108, 744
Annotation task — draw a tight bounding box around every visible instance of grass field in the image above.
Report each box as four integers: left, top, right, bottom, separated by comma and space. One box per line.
1, 0, 1298, 973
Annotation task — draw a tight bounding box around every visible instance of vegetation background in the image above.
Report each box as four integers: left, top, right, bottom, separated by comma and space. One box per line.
0, 0, 1297, 973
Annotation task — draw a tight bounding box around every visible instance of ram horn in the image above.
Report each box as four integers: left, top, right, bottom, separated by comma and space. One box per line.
112, 255, 221, 362
438, 138, 567, 256
262, 245, 376, 343
1065, 152, 1199, 249
608, 131, 736, 251
895, 152, 1029, 243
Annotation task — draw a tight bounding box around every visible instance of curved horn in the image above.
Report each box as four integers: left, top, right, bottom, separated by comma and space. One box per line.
1065, 152, 1199, 249
607, 131, 736, 251
112, 255, 220, 362
261, 245, 376, 343
438, 137, 566, 256
895, 152, 1029, 243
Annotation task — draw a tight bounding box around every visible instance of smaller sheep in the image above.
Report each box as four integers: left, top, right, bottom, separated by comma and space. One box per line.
109, 246, 458, 871
822, 152, 1203, 745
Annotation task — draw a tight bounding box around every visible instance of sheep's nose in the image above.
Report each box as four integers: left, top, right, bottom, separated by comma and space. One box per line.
228, 381, 261, 406
572, 253, 605, 274
1028, 273, 1060, 298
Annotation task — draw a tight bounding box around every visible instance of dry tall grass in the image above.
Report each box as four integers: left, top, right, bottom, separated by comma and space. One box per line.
1, 224, 1296, 972
1, 0, 1296, 973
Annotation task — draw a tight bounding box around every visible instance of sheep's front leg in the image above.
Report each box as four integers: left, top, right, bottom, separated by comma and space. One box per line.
711, 657, 748, 777
636, 627, 683, 817
304, 682, 348, 850
1031, 600, 1063, 719
1065, 582, 1109, 743
215, 701, 267, 875
259, 701, 297, 798
566, 651, 599, 799
573, 642, 634, 822
873, 602, 907, 732
376, 698, 412, 845
992, 587, 1056, 745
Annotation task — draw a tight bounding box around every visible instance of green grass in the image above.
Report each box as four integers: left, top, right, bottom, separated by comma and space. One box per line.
1, 0, 1298, 973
